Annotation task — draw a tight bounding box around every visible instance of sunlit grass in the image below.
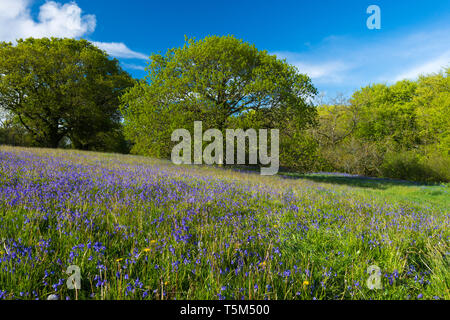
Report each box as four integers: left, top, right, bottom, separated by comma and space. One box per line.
0, 146, 448, 300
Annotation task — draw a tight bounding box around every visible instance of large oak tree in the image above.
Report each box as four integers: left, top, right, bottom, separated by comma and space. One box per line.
121, 35, 317, 161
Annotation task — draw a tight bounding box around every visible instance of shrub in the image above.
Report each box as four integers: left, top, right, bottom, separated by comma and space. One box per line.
381, 150, 449, 183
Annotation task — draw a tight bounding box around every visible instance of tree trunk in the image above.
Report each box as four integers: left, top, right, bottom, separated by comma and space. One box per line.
48, 126, 61, 148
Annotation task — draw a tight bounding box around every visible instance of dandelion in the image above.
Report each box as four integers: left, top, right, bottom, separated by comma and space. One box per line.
303, 280, 310, 286
143, 248, 152, 253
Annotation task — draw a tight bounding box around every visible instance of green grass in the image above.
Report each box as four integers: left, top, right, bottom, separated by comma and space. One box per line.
0, 146, 448, 300
285, 173, 449, 212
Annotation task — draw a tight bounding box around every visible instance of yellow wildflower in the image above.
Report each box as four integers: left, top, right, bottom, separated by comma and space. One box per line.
303, 280, 310, 286
143, 248, 152, 253
115, 258, 123, 262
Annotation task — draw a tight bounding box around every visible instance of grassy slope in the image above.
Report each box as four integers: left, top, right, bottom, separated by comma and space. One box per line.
0, 146, 448, 300
285, 173, 449, 212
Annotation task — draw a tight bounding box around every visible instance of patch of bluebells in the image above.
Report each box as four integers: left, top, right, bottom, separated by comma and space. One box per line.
0, 148, 448, 300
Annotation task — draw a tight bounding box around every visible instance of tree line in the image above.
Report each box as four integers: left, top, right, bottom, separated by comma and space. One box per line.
0, 36, 448, 182
311, 72, 449, 182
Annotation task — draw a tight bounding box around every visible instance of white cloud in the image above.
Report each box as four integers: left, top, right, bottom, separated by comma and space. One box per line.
0, 0, 29, 19
92, 41, 148, 60
293, 61, 347, 79
0, 0, 96, 42
393, 51, 450, 81
276, 21, 450, 96
121, 62, 147, 71
274, 51, 353, 84
0, 0, 147, 62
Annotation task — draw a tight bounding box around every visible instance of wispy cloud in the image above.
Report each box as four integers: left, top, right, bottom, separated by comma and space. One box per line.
92, 42, 148, 60
275, 22, 450, 95
273, 52, 353, 84
393, 51, 450, 81
121, 62, 147, 71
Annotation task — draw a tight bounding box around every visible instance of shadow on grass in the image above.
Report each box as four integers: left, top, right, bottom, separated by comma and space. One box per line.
216, 164, 439, 190
279, 172, 434, 190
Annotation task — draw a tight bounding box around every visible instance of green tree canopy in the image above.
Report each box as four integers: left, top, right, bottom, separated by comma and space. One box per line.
0, 37, 135, 149
413, 67, 450, 156
350, 80, 419, 149
121, 35, 317, 161
312, 68, 449, 181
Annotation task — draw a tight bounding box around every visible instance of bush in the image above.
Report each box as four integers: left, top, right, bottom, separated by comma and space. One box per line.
0, 126, 35, 147
381, 150, 449, 183
420, 150, 450, 182
280, 134, 319, 172
315, 138, 385, 177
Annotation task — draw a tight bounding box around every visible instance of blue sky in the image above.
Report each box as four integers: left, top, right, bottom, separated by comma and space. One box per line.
1, 0, 449, 98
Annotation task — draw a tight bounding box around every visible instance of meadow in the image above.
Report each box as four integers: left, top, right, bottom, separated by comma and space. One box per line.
0, 146, 448, 300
